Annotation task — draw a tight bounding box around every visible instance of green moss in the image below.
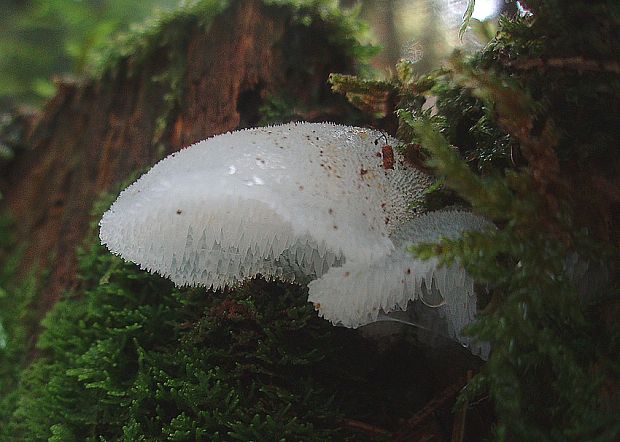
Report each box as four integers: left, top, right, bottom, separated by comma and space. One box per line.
258, 94, 301, 126
2, 193, 446, 440
0, 212, 47, 428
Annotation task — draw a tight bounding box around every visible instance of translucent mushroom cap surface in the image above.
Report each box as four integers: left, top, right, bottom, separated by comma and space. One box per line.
99, 122, 431, 289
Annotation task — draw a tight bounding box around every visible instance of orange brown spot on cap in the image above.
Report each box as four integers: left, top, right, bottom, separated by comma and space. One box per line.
382, 145, 395, 169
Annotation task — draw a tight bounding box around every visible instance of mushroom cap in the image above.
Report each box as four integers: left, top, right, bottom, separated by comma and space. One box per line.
99, 122, 430, 288
307, 210, 492, 357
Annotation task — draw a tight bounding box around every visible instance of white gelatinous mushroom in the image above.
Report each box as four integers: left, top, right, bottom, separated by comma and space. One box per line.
100, 122, 430, 289
100, 122, 490, 357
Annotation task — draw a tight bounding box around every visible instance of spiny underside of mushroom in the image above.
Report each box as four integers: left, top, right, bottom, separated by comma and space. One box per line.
100, 122, 431, 289
308, 210, 492, 358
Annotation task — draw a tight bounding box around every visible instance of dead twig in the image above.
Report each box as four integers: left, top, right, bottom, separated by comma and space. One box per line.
450, 371, 474, 442
392, 376, 467, 441
342, 418, 391, 438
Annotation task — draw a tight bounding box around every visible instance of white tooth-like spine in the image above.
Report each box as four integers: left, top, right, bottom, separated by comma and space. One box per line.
99, 122, 430, 289
307, 210, 492, 358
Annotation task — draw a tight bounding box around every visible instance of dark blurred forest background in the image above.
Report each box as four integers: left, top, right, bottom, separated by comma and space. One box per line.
0, 0, 511, 113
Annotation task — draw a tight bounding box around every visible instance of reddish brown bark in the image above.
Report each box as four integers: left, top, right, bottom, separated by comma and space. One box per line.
0, 0, 358, 320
